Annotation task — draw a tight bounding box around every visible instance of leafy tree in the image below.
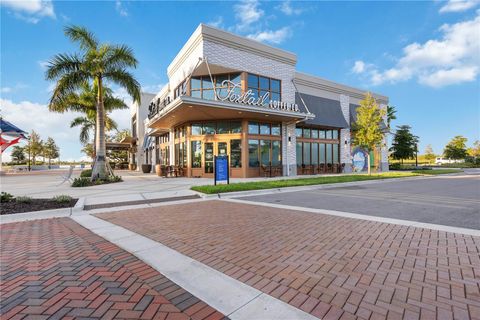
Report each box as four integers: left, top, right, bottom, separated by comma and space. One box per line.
444, 136, 468, 160
467, 140, 480, 158
24, 130, 43, 165
45, 25, 140, 180
106, 129, 131, 164
43, 137, 60, 166
352, 93, 386, 175
81, 144, 94, 160
389, 125, 419, 164
10, 146, 26, 164
70, 113, 118, 145
386, 105, 397, 130
424, 144, 436, 163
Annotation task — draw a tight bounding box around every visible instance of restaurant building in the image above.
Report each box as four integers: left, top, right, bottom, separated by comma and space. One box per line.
130, 24, 389, 178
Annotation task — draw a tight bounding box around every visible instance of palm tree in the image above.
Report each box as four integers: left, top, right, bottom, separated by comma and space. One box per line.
50, 81, 127, 156
386, 105, 397, 130
45, 25, 141, 180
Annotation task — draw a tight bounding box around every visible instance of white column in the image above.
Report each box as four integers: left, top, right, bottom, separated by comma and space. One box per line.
340, 94, 352, 173
379, 103, 389, 172
169, 129, 175, 166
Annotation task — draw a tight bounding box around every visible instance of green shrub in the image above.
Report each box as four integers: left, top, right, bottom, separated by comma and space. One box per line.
16, 196, 33, 203
71, 177, 92, 187
1, 192, 14, 203
80, 169, 92, 178
53, 195, 73, 203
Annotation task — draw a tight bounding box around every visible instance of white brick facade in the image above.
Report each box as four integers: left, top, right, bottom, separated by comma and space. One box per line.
339, 94, 352, 173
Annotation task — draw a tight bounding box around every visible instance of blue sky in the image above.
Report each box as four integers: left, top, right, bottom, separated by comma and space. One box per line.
1, 0, 479, 161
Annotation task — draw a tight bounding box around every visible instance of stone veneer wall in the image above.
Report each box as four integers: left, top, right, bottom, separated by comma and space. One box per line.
339, 94, 352, 173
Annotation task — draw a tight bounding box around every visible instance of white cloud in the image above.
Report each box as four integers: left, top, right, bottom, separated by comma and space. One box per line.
115, 0, 128, 17
277, 0, 303, 15
207, 16, 224, 29
234, 0, 264, 32
1, 0, 55, 23
439, 0, 479, 13
352, 13, 480, 88
247, 27, 292, 44
0, 98, 84, 162
1, 87, 12, 93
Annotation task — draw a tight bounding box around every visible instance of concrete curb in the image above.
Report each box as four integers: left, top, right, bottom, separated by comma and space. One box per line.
0, 207, 72, 224
200, 174, 439, 199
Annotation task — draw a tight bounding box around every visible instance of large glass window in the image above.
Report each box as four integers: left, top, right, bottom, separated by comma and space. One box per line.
271, 124, 281, 135
191, 73, 241, 100
231, 121, 242, 133
248, 122, 259, 134
191, 124, 202, 135
203, 122, 216, 135
333, 144, 339, 164
272, 141, 281, 166
319, 130, 326, 139
217, 122, 230, 134
248, 140, 259, 167
295, 128, 303, 138
303, 128, 311, 138
311, 129, 319, 139
319, 143, 325, 164
326, 130, 333, 139
332, 130, 338, 139
260, 140, 271, 166
191, 141, 202, 168
312, 143, 319, 165
303, 142, 311, 165
296, 142, 303, 166
247, 73, 281, 104
260, 123, 270, 135
326, 144, 333, 164
230, 140, 242, 168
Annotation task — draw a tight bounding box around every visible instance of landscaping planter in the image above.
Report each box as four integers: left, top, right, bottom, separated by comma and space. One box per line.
129, 163, 136, 171
141, 164, 152, 173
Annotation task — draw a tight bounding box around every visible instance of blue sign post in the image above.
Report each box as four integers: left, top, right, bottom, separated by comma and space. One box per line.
214, 155, 229, 185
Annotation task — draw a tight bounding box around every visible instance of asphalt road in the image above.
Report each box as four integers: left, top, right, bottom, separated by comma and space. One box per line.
240, 170, 480, 230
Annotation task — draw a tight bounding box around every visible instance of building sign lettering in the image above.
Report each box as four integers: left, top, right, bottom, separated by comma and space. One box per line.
216, 80, 299, 112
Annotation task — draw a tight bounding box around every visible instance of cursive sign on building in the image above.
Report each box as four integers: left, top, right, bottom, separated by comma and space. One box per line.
215, 80, 299, 112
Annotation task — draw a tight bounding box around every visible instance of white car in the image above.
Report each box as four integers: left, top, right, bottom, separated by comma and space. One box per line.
435, 157, 464, 165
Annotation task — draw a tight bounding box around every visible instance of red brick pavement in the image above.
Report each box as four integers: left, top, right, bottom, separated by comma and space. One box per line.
0, 218, 226, 320
98, 200, 480, 320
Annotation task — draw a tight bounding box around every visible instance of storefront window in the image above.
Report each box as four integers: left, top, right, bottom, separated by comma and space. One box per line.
303, 142, 311, 165
231, 121, 242, 133
311, 129, 319, 139
319, 130, 326, 139
260, 123, 270, 135
260, 140, 271, 166
271, 79, 280, 93
203, 122, 216, 135
248, 140, 259, 167
191, 141, 202, 168
247, 73, 281, 103
217, 122, 230, 134
332, 130, 338, 139
326, 144, 333, 164
295, 128, 303, 138
272, 141, 281, 166
296, 142, 303, 165
326, 130, 333, 139
303, 128, 311, 138
333, 144, 339, 164
192, 124, 202, 135
230, 140, 242, 168
248, 122, 259, 134
271, 124, 281, 135
319, 143, 325, 164
312, 143, 319, 165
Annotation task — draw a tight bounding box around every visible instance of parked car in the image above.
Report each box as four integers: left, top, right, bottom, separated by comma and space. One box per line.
435, 157, 464, 165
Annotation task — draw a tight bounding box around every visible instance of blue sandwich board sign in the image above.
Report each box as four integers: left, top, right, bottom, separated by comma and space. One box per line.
214, 155, 229, 185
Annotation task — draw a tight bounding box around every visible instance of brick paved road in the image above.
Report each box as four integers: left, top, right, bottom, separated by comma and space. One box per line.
98, 200, 480, 320
0, 218, 226, 320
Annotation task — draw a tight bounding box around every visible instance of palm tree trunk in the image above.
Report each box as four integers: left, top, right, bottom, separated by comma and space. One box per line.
91, 76, 108, 180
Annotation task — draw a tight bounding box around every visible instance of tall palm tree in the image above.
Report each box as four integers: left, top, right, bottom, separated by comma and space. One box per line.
46, 25, 141, 180
50, 81, 127, 156
386, 105, 397, 130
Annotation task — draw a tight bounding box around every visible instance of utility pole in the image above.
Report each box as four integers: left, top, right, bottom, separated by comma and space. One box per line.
27, 138, 31, 171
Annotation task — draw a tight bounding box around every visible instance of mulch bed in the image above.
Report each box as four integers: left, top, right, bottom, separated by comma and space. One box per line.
0, 199, 78, 215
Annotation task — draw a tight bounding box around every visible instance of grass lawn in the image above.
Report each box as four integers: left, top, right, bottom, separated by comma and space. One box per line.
191, 172, 411, 194
414, 169, 463, 175
191, 170, 463, 194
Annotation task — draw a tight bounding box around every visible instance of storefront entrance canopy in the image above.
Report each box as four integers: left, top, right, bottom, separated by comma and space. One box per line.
295, 93, 349, 128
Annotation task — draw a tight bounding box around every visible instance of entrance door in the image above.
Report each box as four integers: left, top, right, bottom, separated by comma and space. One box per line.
205, 142, 214, 173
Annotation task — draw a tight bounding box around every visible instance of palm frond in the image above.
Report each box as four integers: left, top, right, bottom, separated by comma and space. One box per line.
103, 68, 141, 104
104, 96, 128, 112
45, 53, 83, 81
49, 71, 90, 107
104, 44, 138, 70
105, 116, 118, 131
64, 25, 98, 51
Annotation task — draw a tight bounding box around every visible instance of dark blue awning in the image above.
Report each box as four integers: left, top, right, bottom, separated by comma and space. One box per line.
0, 118, 27, 136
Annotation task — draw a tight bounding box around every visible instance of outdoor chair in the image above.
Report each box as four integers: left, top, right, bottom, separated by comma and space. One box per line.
319, 163, 325, 174
160, 165, 167, 177
327, 163, 333, 173
261, 165, 270, 177
57, 165, 75, 186
340, 163, 345, 173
